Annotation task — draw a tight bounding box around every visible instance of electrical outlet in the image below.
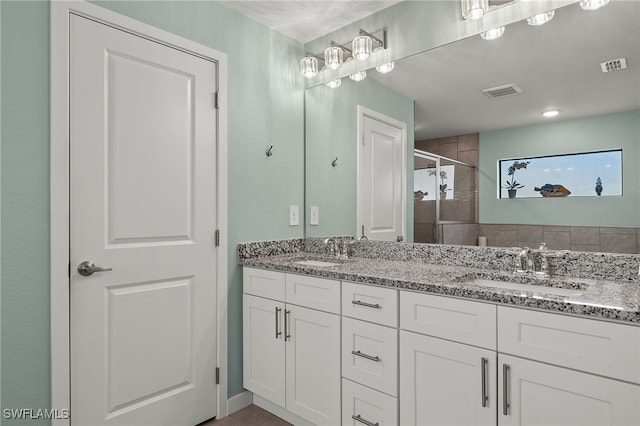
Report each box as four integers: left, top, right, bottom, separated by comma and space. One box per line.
310, 206, 319, 225
289, 205, 299, 226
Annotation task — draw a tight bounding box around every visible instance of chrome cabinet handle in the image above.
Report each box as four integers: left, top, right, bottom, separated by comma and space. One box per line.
352, 414, 379, 426
352, 300, 381, 309
275, 307, 282, 339
284, 309, 291, 341
502, 364, 510, 416
77, 261, 112, 277
481, 357, 489, 408
351, 350, 380, 362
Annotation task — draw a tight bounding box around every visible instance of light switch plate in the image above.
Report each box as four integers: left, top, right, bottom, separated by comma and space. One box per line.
310, 206, 319, 225
289, 205, 299, 226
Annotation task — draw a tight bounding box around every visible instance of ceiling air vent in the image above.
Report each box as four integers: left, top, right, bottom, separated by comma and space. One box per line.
482, 83, 523, 99
600, 57, 627, 73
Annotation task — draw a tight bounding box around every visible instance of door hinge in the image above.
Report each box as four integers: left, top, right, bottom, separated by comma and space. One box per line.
68, 262, 71, 278
214, 92, 219, 109
215, 229, 220, 247
215, 367, 220, 384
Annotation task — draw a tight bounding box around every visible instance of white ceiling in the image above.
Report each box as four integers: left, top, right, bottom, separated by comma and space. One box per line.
220, 0, 402, 43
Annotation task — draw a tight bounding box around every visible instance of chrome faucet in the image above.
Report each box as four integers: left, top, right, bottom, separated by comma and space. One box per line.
516, 247, 535, 274
323, 237, 339, 257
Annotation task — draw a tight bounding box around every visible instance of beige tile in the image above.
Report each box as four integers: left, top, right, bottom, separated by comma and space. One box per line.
543, 230, 571, 250
493, 230, 517, 247
494, 224, 518, 232
599, 226, 637, 235
543, 225, 571, 233
570, 226, 600, 246
457, 133, 479, 152
637, 230, 640, 253
457, 149, 479, 167
415, 139, 439, 155
600, 234, 637, 254
517, 225, 543, 245
478, 224, 495, 245
439, 143, 458, 160
438, 136, 458, 145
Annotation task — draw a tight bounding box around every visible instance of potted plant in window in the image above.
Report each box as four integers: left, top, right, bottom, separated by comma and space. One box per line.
503, 160, 530, 198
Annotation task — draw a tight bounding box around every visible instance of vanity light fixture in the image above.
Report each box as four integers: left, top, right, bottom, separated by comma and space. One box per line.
580, 0, 610, 10
542, 110, 559, 118
349, 70, 367, 82
300, 56, 319, 79
326, 78, 342, 89
376, 61, 395, 73
527, 10, 555, 26
461, 0, 489, 20
324, 46, 344, 70
480, 26, 505, 40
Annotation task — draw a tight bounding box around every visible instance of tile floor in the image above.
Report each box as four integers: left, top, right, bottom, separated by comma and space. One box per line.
199, 404, 291, 426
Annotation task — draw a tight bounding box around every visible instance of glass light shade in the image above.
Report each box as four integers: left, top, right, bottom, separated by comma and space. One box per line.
527, 11, 555, 26
352, 36, 373, 61
480, 26, 505, 40
325, 78, 342, 89
300, 56, 318, 79
349, 70, 367, 82
376, 61, 395, 73
580, 0, 610, 10
461, 0, 489, 20
324, 46, 343, 70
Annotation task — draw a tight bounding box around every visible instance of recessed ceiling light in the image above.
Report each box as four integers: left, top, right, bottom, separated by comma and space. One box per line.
543, 110, 559, 118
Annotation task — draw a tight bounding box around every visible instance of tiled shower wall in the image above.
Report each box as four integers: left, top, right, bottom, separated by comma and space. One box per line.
440, 223, 640, 254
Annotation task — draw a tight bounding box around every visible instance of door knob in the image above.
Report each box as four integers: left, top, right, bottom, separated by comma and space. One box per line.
77, 261, 112, 277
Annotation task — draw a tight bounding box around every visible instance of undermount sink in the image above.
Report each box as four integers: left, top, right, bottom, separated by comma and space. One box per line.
294, 260, 341, 267
467, 278, 584, 297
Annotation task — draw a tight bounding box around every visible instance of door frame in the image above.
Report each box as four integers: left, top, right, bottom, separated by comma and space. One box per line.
356, 105, 407, 241
50, 2, 228, 424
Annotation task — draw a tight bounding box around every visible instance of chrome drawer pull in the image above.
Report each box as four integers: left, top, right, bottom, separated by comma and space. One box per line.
351, 350, 381, 362
275, 307, 282, 339
352, 300, 381, 309
481, 357, 488, 408
284, 309, 291, 341
502, 363, 510, 416
352, 414, 379, 426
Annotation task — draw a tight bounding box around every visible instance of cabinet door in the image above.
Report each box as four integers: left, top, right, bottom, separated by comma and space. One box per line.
499, 354, 640, 426
400, 330, 497, 426
285, 305, 341, 426
243, 294, 285, 407
342, 378, 398, 426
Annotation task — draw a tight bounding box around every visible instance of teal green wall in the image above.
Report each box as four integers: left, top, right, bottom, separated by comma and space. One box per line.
305, 78, 414, 240
479, 109, 640, 227
1, 0, 304, 418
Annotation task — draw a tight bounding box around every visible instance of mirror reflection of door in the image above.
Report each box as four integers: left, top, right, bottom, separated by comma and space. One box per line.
357, 106, 407, 242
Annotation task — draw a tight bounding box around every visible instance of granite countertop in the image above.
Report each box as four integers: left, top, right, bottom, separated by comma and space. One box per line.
241, 252, 640, 324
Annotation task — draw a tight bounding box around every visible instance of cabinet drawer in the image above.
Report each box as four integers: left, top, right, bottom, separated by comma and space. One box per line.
342, 379, 398, 426
285, 273, 340, 314
342, 281, 398, 327
498, 306, 640, 383
400, 291, 497, 350
243, 267, 285, 301
342, 317, 398, 396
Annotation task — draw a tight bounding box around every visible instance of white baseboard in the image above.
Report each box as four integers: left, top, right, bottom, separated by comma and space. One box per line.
227, 391, 253, 415
253, 395, 313, 426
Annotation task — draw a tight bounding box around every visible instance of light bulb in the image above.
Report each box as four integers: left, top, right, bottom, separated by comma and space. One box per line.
352, 36, 372, 61
480, 26, 505, 41
580, 0, 610, 10
542, 110, 559, 118
461, 0, 489, 20
349, 70, 366, 82
326, 78, 342, 89
300, 56, 318, 79
376, 62, 395, 73
324, 46, 343, 70
527, 11, 555, 26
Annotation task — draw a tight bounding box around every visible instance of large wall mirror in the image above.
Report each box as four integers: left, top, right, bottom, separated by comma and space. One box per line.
304, 0, 640, 253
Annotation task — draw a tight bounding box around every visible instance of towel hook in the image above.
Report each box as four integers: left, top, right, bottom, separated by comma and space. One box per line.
266, 145, 273, 157
331, 157, 338, 167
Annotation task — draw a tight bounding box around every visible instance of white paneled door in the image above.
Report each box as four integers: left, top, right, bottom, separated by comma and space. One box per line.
70, 14, 217, 426
358, 108, 406, 242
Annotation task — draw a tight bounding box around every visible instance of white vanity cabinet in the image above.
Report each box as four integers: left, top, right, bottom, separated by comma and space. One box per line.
243, 267, 340, 426
399, 291, 640, 426
399, 292, 497, 426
